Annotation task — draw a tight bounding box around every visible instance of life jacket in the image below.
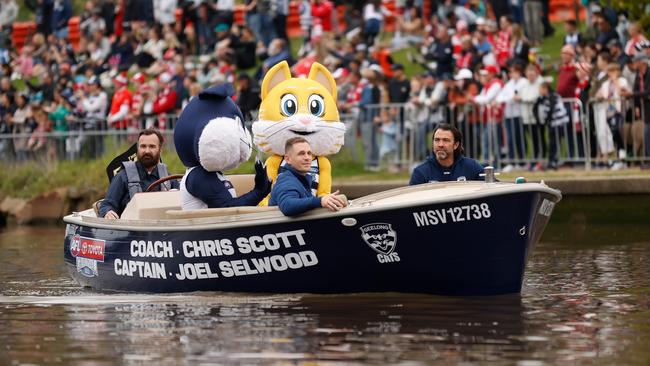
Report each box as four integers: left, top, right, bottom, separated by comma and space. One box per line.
278, 158, 320, 196
122, 161, 171, 200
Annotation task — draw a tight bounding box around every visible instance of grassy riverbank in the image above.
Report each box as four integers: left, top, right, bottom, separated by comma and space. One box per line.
3, 140, 650, 200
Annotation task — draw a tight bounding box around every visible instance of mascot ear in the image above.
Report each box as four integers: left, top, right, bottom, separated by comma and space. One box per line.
308, 62, 337, 101
261, 61, 291, 99
199, 83, 235, 100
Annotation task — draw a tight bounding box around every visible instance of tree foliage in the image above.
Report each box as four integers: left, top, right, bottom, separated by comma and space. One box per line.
611, 0, 650, 34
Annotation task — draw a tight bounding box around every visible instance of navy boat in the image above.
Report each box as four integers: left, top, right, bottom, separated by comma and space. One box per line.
63, 176, 561, 295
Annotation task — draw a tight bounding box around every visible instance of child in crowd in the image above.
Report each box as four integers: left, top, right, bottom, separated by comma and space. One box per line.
535, 82, 570, 170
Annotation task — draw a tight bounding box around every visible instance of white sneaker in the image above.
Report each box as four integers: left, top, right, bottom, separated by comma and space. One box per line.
502, 164, 515, 173
610, 161, 626, 170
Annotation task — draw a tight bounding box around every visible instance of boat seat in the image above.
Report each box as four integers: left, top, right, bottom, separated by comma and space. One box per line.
121, 190, 182, 220
166, 205, 281, 219
113, 174, 257, 220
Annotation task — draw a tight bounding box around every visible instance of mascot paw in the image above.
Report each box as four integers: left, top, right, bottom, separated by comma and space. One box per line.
254, 160, 272, 194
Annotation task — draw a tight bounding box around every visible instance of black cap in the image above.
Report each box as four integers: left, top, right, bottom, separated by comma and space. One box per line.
391, 63, 404, 71
237, 72, 251, 80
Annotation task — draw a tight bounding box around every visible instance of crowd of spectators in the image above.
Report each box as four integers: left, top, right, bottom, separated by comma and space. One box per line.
0, 0, 648, 171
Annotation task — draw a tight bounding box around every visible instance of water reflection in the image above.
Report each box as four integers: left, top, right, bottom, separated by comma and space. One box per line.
1, 195, 650, 364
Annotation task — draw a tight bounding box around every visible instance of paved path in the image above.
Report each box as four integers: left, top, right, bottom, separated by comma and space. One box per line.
334, 175, 650, 199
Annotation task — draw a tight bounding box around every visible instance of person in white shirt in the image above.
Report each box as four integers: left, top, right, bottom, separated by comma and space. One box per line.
473, 64, 503, 164
518, 64, 545, 170
496, 63, 527, 171
596, 62, 631, 169
153, 0, 177, 26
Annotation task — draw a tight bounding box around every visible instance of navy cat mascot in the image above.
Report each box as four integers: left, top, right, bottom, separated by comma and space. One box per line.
174, 84, 271, 209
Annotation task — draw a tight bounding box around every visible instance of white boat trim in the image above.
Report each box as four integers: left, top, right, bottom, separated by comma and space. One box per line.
64, 181, 561, 232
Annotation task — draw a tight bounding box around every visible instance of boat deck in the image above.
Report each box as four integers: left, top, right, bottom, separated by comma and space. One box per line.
65, 180, 561, 231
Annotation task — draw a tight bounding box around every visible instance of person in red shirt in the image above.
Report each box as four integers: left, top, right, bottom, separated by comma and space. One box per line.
495, 16, 512, 68
152, 72, 178, 130
107, 73, 132, 130
311, 0, 334, 58
556, 44, 581, 159
130, 72, 146, 129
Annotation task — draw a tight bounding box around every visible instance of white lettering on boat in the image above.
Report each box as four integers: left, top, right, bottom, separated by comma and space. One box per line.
182, 239, 234, 258
235, 229, 306, 254
219, 250, 318, 278
377, 253, 400, 263
413, 203, 492, 227
175, 262, 220, 280
130, 240, 174, 258
114, 259, 167, 279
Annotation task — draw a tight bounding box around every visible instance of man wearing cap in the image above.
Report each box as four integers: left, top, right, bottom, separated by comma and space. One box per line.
388, 63, 410, 104
107, 73, 132, 130
80, 76, 108, 122
632, 53, 650, 165
409, 123, 484, 185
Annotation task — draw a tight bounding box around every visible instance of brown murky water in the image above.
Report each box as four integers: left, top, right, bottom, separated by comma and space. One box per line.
1, 195, 649, 365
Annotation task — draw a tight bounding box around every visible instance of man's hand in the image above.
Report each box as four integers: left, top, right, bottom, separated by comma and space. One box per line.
254, 160, 271, 195
321, 190, 347, 212
104, 210, 119, 220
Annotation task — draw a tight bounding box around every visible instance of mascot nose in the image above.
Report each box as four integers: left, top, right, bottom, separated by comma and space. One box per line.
299, 116, 312, 125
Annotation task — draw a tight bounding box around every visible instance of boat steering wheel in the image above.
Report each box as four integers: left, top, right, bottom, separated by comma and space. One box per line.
145, 174, 184, 192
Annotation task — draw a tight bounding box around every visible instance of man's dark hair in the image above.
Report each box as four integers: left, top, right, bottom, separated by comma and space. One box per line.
433, 124, 464, 159
597, 51, 612, 64
138, 128, 164, 146
285, 137, 309, 153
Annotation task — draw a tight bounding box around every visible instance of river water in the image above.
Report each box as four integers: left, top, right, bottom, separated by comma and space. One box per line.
1, 195, 649, 365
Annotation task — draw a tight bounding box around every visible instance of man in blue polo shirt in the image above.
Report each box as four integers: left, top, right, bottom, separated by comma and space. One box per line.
269, 137, 347, 216
409, 124, 484, 184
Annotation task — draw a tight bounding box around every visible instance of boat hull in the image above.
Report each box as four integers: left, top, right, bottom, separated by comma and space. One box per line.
63, 187, 559, 295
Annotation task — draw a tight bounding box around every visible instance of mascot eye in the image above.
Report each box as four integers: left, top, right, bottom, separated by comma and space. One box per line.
280, 94, 298, 116
308, 95, 325, 117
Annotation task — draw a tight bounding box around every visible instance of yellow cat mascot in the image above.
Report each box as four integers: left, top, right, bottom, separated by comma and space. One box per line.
252, 61, 346, 206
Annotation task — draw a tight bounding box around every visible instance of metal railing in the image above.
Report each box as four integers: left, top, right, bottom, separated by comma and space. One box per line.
1, 96, 649, 171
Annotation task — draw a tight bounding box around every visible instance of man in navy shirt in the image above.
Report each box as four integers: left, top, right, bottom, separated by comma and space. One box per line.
99, 129, 180, 219
269, 137, 347, 216
409, 124, 484, 185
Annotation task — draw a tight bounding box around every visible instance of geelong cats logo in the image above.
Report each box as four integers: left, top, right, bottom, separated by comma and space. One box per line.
360, 223, 400, 263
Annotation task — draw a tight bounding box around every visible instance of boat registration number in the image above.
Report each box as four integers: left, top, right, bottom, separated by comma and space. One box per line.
412, 203, 492, 227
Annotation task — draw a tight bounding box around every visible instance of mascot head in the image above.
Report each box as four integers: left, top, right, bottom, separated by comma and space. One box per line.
174, 84, 251, 172
252, 61, 345, 156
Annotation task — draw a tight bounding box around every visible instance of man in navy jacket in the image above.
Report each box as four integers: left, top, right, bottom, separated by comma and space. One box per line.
409, 124, 484, 185
269, 137, 347, 216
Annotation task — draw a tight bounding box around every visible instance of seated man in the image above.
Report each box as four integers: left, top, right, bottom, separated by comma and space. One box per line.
269, 137, 347, 216
99, 128, 180, 219
409, 124, 484, 184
